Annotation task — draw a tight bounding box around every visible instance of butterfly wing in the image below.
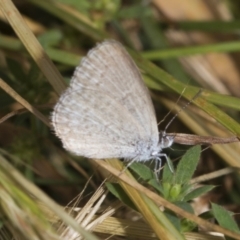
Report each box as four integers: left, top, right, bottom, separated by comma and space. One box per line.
71, 40, 158, 141
52, 40, 159, 160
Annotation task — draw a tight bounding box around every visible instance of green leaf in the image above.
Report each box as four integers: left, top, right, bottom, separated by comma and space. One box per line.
178, 183, 193, 199
198, 210, 213, 220
105, 182, 137, 211
174, 202, 194, 214
165, 202, 194, 232
129, 162, 155, 181
148, 179, 164, 194
162, 161, 174, 183
117, 4, 151, 19
129, 163, 165, 194
211, 203, 240, 234
164, 212, 181, 232
175, 146, 201, 184
184, 185, 215, 201
180, 218, 197, 232
38, 29, 63, 47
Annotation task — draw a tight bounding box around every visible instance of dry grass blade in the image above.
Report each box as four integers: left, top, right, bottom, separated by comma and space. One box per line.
94, 216, 225, 240
0, 0, 66, 95
0, 154, 99, 240
0, 160, 59, 239
94, 216, 156, 239
160, 97, 240, 168
60, 187, 107, 239
59, 189, 122, 239
0, 6, 45, 34
190, 167, 235, 184
0, 78, 50, 127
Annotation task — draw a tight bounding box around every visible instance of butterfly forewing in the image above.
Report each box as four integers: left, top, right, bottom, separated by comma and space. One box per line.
52, 40, 159, 160
71, 40, 158, 139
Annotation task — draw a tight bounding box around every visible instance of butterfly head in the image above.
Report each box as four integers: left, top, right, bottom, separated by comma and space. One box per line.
158, 131, 175, 149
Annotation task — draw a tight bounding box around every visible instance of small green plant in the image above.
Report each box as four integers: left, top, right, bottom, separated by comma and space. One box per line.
107, 146, 240, 234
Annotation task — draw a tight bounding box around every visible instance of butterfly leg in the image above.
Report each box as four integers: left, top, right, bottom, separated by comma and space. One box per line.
154, 157, 162, 181
154, 153, 174, 180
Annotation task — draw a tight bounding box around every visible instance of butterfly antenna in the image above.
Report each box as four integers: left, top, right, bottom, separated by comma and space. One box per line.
164, 89, 203, 131
157, 87, 187, 126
